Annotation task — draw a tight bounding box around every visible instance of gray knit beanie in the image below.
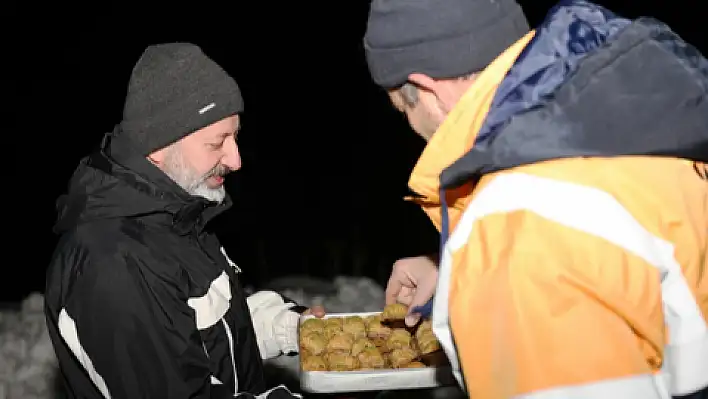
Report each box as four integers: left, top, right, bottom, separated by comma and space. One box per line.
364, 0, 530, 88
119, 43, 243, 155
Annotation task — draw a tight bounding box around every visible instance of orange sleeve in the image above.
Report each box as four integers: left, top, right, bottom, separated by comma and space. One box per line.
447, 209, 667, 398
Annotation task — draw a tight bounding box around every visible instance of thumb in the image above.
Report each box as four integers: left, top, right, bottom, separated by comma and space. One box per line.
385, 279, 403, 305
404, 277, 437, 326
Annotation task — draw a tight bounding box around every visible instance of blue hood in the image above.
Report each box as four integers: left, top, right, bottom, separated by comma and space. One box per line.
440, 0, 708, 190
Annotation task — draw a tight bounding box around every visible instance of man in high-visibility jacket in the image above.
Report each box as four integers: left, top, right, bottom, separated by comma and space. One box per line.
364, 0, 708, 398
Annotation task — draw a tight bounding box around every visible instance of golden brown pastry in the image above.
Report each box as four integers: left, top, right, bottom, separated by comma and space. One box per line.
357, 347, 385, 369
342, 316, 367, 339
367, 318, 392, 348
366, 317, 391, 338
324, 317, 343, 328
326, 353, 360, 371
415, 319, 433, 340
386, 329, 412, 351
409, 339, 421, 357
300, 332, 327, 356
369, 329, 391, 351
302, 355, 328, 371
403, 361, 426, 368
323, 323, 343, 340
382, 303, 408, 320
351, 338, 376, 357
389, 347, 418, 368
326, 332, 354, 355
345, 315, 365, 324
416, 331, 441, 354
364, 314, 382, 325
300, 318, 325, 334
300, 347, 312, 358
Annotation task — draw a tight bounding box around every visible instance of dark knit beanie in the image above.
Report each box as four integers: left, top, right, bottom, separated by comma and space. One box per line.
118, 43, 243, 155
364, 0, 530, 88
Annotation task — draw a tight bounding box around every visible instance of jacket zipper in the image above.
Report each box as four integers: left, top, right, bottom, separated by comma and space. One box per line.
191, 231, 239, 393
221, 318, 239, 394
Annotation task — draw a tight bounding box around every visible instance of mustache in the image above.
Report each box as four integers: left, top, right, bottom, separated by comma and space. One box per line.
188, 164, 231, 192
203, 164, 231, 180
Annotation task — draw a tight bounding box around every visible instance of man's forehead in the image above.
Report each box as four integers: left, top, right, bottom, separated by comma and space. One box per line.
197, 115, 240, 137
224, 114, 240, 131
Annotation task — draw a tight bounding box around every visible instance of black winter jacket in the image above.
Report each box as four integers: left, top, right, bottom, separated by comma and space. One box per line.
45, 132, 304, 399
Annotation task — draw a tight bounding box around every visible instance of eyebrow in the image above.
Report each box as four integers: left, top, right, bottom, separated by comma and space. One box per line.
217, 130, 237, 139
213, 122, 240, 141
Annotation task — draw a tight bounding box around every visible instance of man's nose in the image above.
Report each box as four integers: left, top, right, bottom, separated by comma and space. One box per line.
222, 137, 242, 171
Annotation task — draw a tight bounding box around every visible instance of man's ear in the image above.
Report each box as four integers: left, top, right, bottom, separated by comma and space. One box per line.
407, 73, 437, 93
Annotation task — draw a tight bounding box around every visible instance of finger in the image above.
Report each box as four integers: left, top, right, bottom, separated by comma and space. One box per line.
404, 313, 421, 327
310, 306, 326, 318
405, 271, 438, 326
396, 287, 415, 306
385, 277, 403, 305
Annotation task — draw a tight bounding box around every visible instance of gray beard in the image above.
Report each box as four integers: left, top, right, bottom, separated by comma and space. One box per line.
162, 147, 227, 204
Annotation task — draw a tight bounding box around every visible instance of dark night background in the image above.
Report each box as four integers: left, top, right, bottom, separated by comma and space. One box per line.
6, 1, 707, 303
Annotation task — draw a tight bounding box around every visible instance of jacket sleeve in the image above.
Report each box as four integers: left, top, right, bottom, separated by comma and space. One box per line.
219, 246, 306, 360
58, 251, 231, 399
442, 173, 707, 398
246, 291, 302, 360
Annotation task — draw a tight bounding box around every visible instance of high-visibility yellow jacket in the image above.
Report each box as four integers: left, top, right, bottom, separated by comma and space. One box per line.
408, 3, 708, 398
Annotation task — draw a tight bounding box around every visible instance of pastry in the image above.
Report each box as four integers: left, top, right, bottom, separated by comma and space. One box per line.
302, 355, 327, 371
416, 331, 441, 354
389, 347, 418, 368
326, 353, 360, 371
297, 312, 436, 372
364, 314, 382, 325
342, 316, 367, 339
344, 315, 365, 324
324, 317, 343, 328
300, 332, 327, 356
351, 338, 376, 357
415, 319, 433, 340
300, 318, 325, 334
382, 303, 408, 320
357, 347, 385, 369
326, 332, 354, 355
367, 318, 392, 348
323, 323, 343, 340
386, 329, 412, 351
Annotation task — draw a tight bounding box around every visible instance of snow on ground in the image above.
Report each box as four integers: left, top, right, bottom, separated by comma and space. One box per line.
0, 293, 58, 399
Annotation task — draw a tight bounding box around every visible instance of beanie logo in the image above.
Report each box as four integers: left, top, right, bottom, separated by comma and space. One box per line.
198, 102, 216, 115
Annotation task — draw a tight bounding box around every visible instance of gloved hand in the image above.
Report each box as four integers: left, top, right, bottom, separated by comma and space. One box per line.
247, 292, 326, 359
385, 255, 438, 326
247, 291, 301, 359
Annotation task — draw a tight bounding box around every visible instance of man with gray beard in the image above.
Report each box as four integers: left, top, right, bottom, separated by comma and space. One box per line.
44, 43, 320, 399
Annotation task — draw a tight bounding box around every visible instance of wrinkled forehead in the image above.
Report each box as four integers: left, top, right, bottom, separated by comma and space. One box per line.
192, 115, 241, 140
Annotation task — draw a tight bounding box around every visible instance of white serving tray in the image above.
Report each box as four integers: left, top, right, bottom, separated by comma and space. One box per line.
298, 312, 455, 393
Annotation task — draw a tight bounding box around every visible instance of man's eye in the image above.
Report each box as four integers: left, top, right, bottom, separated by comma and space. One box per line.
209, 142, 224, 149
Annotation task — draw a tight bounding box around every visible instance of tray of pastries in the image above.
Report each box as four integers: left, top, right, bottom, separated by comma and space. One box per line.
297, 304, 455, 393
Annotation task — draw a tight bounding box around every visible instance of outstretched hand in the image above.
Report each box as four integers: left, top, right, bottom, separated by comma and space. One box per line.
386, 255, 438, 326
